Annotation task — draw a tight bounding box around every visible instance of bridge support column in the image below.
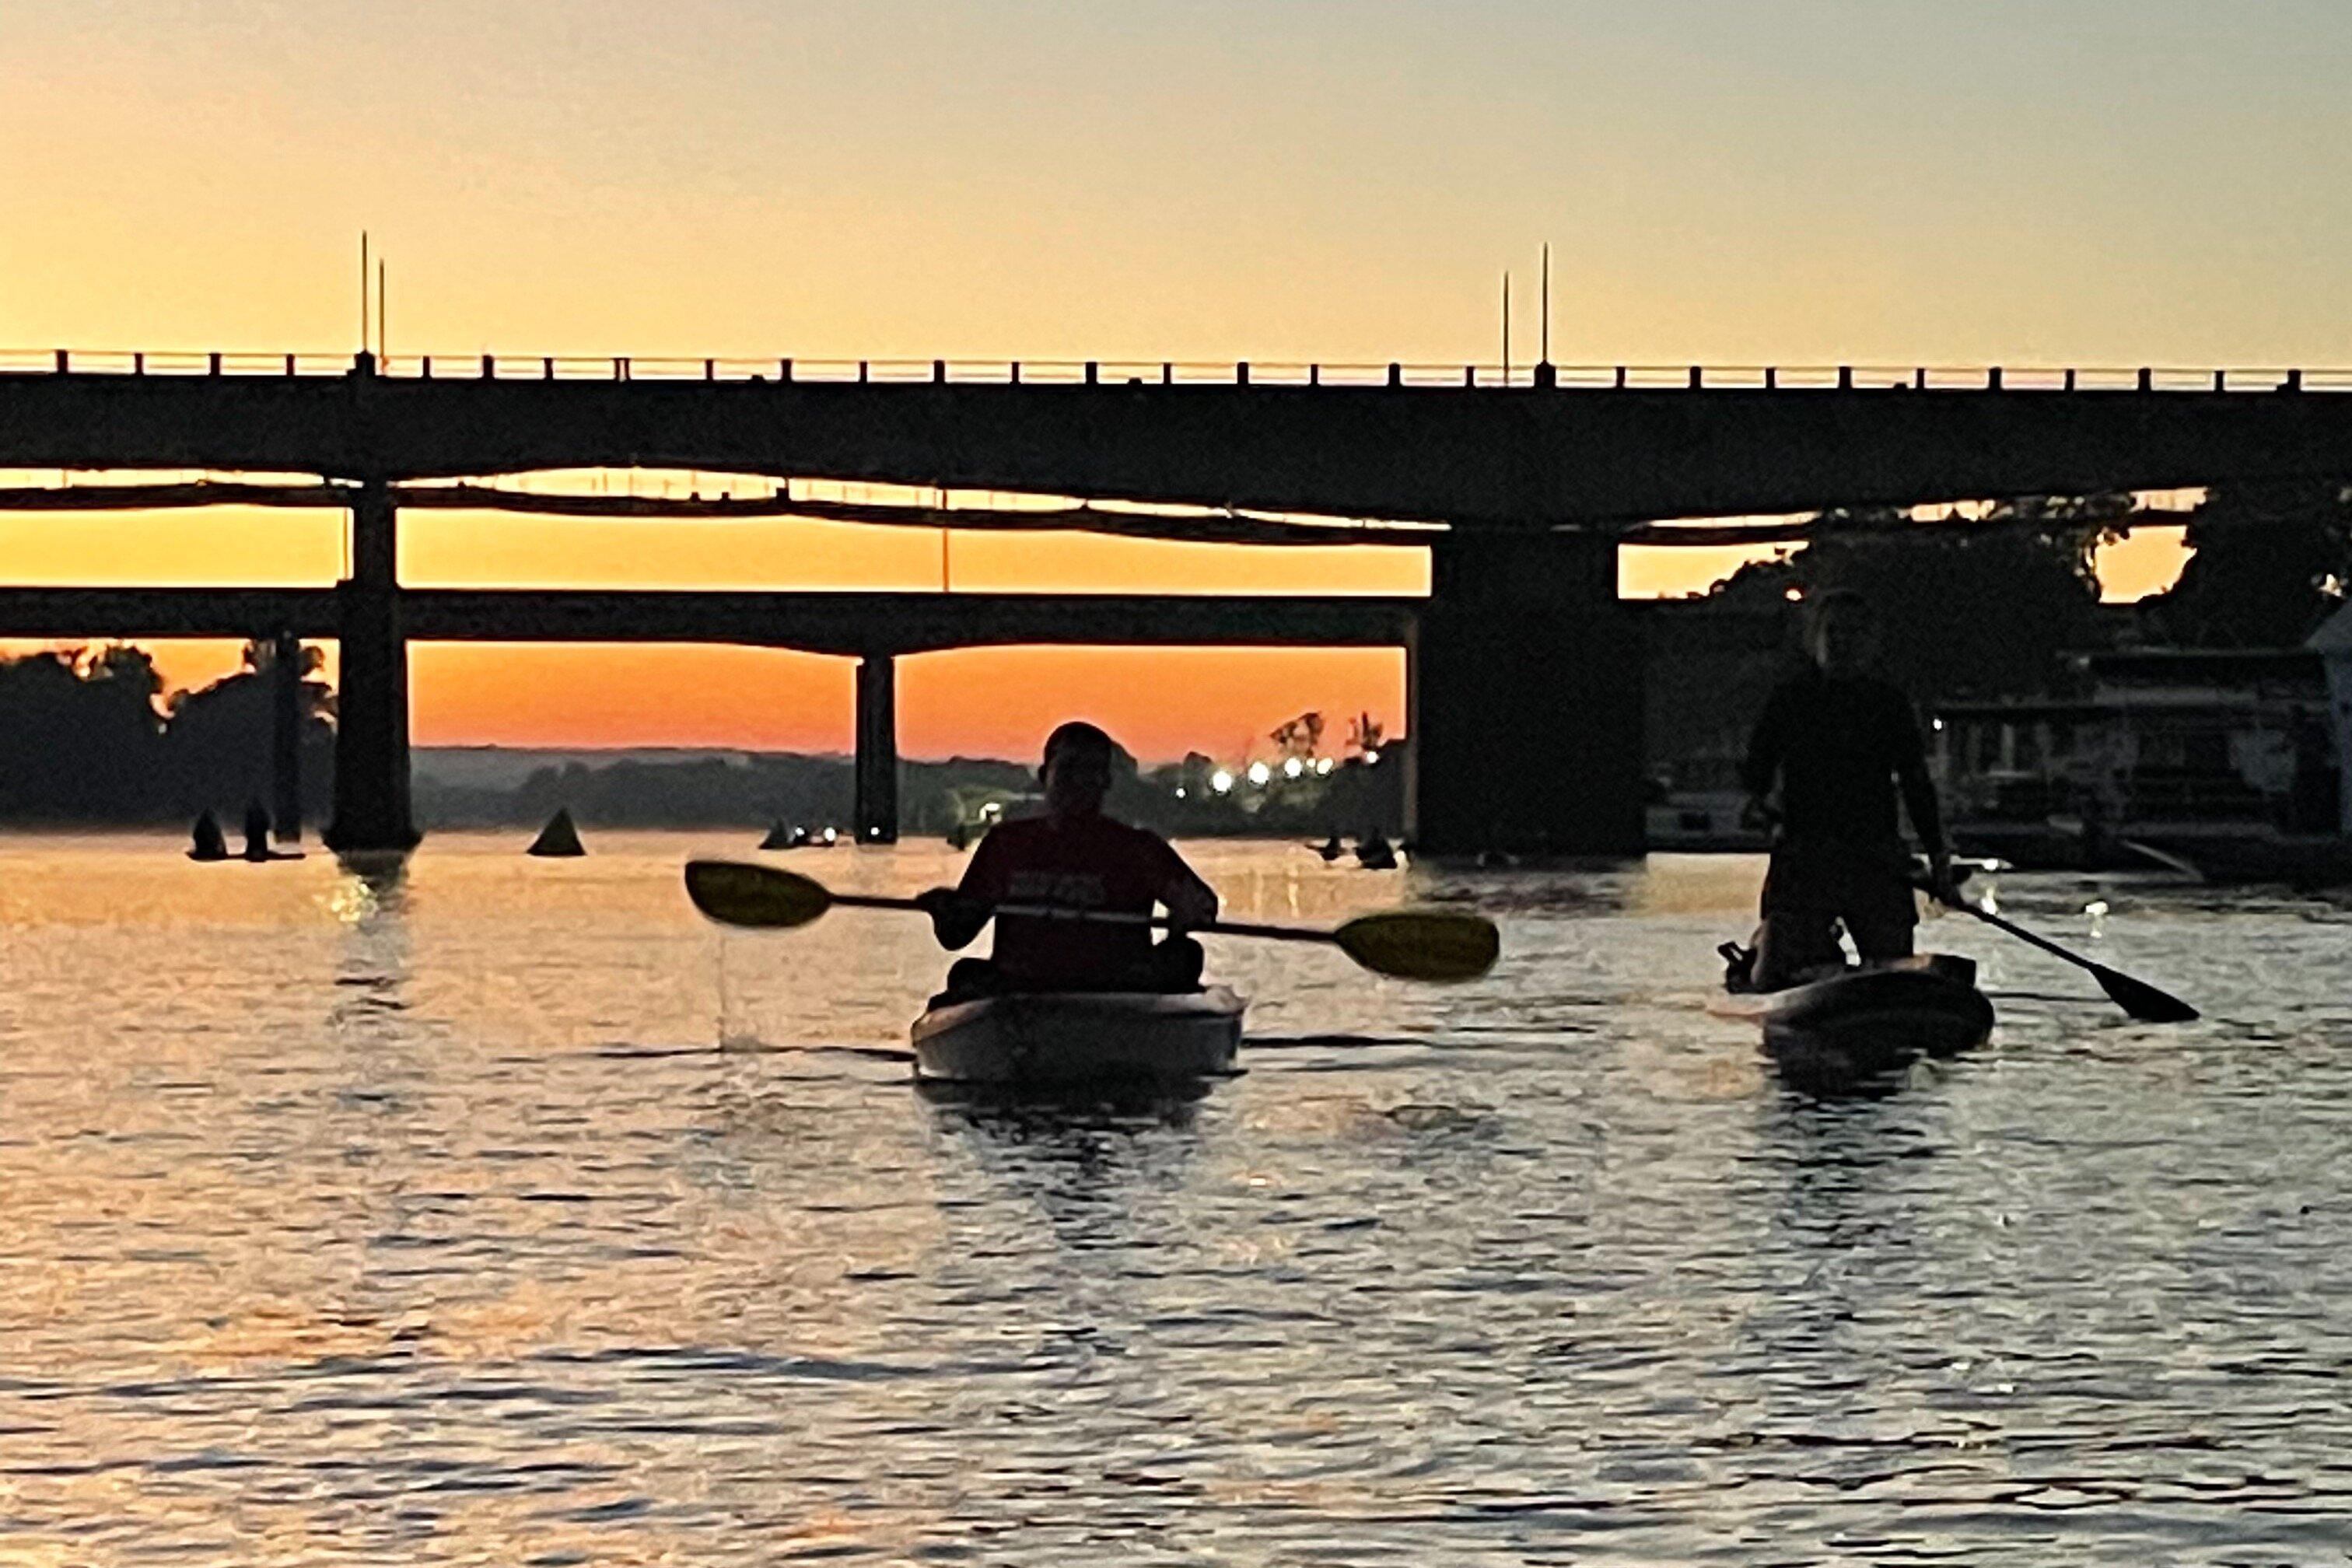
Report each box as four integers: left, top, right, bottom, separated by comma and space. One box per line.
324, 483, 419, 852
1409, 531, 1645, 857
270, 631, 303, 842
855, 653, 898, 844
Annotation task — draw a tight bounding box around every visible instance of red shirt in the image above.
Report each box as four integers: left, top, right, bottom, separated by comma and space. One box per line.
957, 813, 1191, 988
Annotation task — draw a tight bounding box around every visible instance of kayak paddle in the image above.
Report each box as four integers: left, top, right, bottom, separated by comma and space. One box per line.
684, 859, 1500, 983
1922, 882, 2199, 1024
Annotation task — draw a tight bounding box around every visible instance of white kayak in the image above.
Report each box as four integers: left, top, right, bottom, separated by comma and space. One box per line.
1710, 954, 1994, 1083
910, 986, 1247, 1087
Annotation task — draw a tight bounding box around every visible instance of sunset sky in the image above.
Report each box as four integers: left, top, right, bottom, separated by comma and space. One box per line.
7, 1, 2349, 758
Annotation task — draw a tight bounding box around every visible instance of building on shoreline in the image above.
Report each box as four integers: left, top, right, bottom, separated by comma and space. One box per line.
1932, 602, 2352, 882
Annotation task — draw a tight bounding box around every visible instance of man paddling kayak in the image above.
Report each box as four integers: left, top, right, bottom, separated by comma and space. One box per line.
1736, 589, 1958, 990
917, 722, 1219, 996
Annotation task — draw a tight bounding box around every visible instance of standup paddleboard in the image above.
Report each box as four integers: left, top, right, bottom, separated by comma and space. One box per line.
1711, 954, 1993, 1084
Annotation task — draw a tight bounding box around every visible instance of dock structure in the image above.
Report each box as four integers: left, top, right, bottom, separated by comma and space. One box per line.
5, 351, 2352, 854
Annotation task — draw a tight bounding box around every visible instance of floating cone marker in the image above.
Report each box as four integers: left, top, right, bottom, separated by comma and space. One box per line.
527, 808, 586, 857
758, 821, 796, 850
188, 810, 228, 862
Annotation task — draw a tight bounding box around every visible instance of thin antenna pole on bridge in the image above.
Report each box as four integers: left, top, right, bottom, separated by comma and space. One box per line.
1501, 271, 1511, 384
359, 232, 369, 355
378, 261, 387, 362
1541, 243, 1550, 366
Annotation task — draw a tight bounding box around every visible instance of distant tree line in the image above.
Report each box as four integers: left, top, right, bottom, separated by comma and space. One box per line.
420, 721, 1408, 840
1699, 481, 2352, 685
0, 642, 333, 824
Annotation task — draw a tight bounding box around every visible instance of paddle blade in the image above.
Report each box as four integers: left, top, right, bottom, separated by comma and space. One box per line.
2091, 964, 2200, 1024
1332, 910, 1500, 982
684, 859, 833, 929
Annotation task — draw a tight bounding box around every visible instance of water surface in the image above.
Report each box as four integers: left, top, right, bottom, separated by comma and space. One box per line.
2, 833, 2347, 1563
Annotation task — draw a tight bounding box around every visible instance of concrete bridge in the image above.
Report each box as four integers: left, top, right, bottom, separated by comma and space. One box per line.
5, 352, 2350, 854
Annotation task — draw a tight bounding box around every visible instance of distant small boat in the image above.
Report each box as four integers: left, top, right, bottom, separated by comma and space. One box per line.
527, 808, 586, 856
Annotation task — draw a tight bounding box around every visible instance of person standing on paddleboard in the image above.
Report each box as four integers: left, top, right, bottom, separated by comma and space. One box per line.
1738, 588, 1959, 990
916, 722, 1220, 996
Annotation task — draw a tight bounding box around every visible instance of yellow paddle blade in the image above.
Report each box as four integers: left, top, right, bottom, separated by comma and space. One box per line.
1331, 909, 1500, 982
684, 859, 834, 928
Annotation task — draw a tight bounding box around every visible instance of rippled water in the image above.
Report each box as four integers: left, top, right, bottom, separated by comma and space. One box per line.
2, 831, 2348, 1563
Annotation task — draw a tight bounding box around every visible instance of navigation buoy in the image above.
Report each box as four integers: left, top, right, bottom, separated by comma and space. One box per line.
527, 808, 586, 856
188, 810, 228, 862
758, 820, 796, 850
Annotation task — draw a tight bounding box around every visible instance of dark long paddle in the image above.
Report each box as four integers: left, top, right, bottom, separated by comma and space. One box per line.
684, 859, 1500, 983
1923, 882, 2199, 1023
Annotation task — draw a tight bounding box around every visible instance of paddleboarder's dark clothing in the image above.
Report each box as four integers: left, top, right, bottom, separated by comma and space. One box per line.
1741, 668, 1937, 847
945, 814, 1213, 992
1741, 667, 1946, 979
1757, 838, 1919, 965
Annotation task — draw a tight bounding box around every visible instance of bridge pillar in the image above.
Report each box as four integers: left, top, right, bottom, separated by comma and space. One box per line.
324, 483, 420, 852
854, 653, 898, 844
271, 631, 303, 842
1409, 531, 1645, 858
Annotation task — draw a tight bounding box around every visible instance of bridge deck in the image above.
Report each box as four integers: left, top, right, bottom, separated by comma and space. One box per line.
5, 358, 2351, 527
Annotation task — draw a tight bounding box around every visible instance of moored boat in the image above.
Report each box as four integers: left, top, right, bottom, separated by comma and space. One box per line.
1712, 954, 1993, 1084
911, 986, 1246, 1087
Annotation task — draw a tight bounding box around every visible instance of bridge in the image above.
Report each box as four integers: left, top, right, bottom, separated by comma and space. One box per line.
5, 351, 2351, 854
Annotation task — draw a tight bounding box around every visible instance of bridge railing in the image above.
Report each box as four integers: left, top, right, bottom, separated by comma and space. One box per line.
6, 348, 2351, 393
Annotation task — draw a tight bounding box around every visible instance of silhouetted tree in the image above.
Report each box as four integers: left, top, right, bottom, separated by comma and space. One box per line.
1702, 497, 2123, 700
0, 646, 167, 817
162, 643, 335, 819
2144, 481, 2352, 647
1269, 712, 1325, 759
